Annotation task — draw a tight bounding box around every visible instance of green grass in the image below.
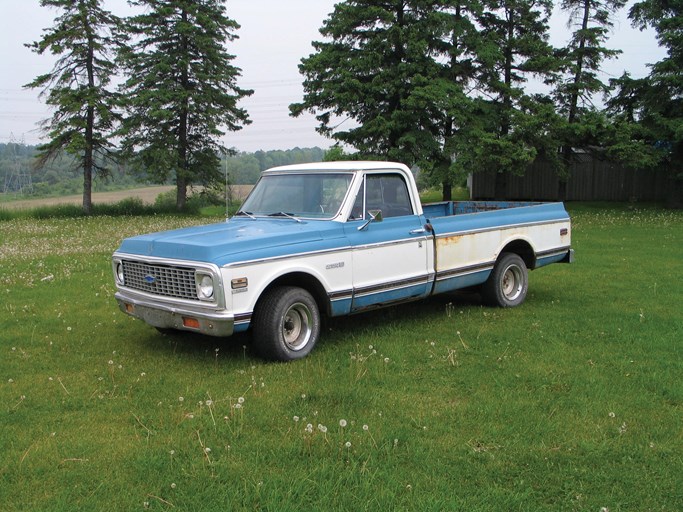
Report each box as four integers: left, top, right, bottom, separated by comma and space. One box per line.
1, 205, 682, 511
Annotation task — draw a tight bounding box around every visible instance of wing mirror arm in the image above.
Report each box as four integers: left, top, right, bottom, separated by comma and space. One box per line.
357, 209, 383, 231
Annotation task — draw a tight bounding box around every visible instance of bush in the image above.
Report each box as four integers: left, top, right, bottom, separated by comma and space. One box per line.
153, 188, 222, 215
93, 197, 146, 216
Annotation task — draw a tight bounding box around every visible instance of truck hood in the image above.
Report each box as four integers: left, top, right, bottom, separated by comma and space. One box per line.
116, 218, 344, 266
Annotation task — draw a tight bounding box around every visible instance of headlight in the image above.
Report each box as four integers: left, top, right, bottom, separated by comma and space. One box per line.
196, 273, 214, 300
115, 262, 125, 285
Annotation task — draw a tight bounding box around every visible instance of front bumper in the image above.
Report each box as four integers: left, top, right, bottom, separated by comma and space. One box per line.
115, 291, 234, 337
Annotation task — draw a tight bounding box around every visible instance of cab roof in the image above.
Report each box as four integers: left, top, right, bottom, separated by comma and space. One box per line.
263, 161, 411, 174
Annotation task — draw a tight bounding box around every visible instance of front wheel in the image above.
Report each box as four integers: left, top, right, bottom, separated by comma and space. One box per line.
482, 253, 528, 307
252, 286, 321, 361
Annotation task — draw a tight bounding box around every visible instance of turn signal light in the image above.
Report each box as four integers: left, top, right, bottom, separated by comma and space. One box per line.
231, 277, 248, 289
182, 317, 201, 329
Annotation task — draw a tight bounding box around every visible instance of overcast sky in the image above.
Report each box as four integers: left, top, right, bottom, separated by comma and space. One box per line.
0, 0, 666, 152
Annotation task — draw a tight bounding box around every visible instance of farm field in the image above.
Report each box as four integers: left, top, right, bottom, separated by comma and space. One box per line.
1, 204, 682, 510
0, 184, 254, 211
0, 186, 176, 210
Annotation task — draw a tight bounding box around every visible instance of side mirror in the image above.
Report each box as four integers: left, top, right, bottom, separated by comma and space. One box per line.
357, 209, 383, 231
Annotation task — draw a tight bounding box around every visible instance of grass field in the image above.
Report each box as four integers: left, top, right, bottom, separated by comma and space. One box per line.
0, 185, 254, 212
1, 204, 682, 511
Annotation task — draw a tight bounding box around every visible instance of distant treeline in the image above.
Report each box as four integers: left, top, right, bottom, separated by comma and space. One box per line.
0, 143, 325, 197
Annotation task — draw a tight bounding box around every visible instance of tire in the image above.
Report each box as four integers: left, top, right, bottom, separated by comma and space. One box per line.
252, 286, 321, 361
482, 253, 528, 308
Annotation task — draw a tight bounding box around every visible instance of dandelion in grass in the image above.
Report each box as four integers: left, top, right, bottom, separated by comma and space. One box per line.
339, 419, 347, 428
293, 416, 300, 422
363, 424, 378, 448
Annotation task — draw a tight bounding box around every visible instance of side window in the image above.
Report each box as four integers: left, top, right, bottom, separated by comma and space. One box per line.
368, 174, 413, 218
348, 173, 414, 221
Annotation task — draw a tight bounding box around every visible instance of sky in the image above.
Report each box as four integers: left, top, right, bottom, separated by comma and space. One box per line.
0, 0, 667, 153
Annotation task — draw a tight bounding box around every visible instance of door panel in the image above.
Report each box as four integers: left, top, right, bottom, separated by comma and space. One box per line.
344, 172, 431, 311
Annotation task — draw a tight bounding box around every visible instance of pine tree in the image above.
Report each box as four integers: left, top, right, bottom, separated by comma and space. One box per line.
291, 0, 488, 200
25, 0, 122, 214
403, 0, 484, 200
473, 0, 561, 198
555, 0, 626, 199
607, 0, 683, 206
118, 0, 252, 210
291, 0, 438, 164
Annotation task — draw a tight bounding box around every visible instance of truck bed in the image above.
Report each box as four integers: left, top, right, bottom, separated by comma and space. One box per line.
422, 200, 545, 218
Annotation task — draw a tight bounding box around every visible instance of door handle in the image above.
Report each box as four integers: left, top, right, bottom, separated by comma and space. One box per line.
409, 228, 427, 235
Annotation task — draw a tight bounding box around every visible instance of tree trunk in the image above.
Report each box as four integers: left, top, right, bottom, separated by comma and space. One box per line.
176, 174, 187, 211
442, 181, 452, 201
493, 7, 515, 200
558, 0, 590, 202
176, 7, 190, 212
83, 6, 95, 215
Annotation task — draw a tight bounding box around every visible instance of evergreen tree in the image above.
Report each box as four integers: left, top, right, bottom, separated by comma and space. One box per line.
291, 0, 487, 200
606, 0, 683, 206
555, 0, 625, 199
25, 0, 122, 214
118, 0, 252, 210
557, 0, 625, 127
473, 0, 561, 198
403, 0, 484, 200
290, 1, 441, 163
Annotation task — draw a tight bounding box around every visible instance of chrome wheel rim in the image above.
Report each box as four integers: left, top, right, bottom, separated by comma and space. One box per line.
282, 302, 312, 351
501, 265, 524, 301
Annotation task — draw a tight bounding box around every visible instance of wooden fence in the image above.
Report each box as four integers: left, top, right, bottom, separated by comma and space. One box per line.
470, 154, 674, 202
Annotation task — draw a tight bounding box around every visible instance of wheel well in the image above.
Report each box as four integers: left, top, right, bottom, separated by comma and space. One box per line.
500, 240, 536, 269
259, 272, 330, 316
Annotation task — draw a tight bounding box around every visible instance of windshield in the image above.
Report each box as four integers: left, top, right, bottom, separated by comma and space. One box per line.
239, 173, 353, 219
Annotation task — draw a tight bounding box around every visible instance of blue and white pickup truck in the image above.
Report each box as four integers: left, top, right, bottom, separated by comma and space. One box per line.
113, 161, 573, 360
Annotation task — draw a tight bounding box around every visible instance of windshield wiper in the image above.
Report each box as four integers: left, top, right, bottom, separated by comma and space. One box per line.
234, 210, 256, 219
268, 212, 302, 223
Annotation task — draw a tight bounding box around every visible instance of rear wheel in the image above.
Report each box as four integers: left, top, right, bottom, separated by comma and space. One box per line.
252, 286, 320, 361
482, 253, 528, 307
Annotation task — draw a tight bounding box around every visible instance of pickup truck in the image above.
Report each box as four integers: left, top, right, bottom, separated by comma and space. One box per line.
113, 161, 573, 361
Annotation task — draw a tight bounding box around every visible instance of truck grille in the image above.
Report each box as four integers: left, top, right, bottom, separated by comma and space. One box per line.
121, 260, 198, 301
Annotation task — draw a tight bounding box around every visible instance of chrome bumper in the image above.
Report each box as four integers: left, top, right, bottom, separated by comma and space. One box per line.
115, 291, 234, 337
